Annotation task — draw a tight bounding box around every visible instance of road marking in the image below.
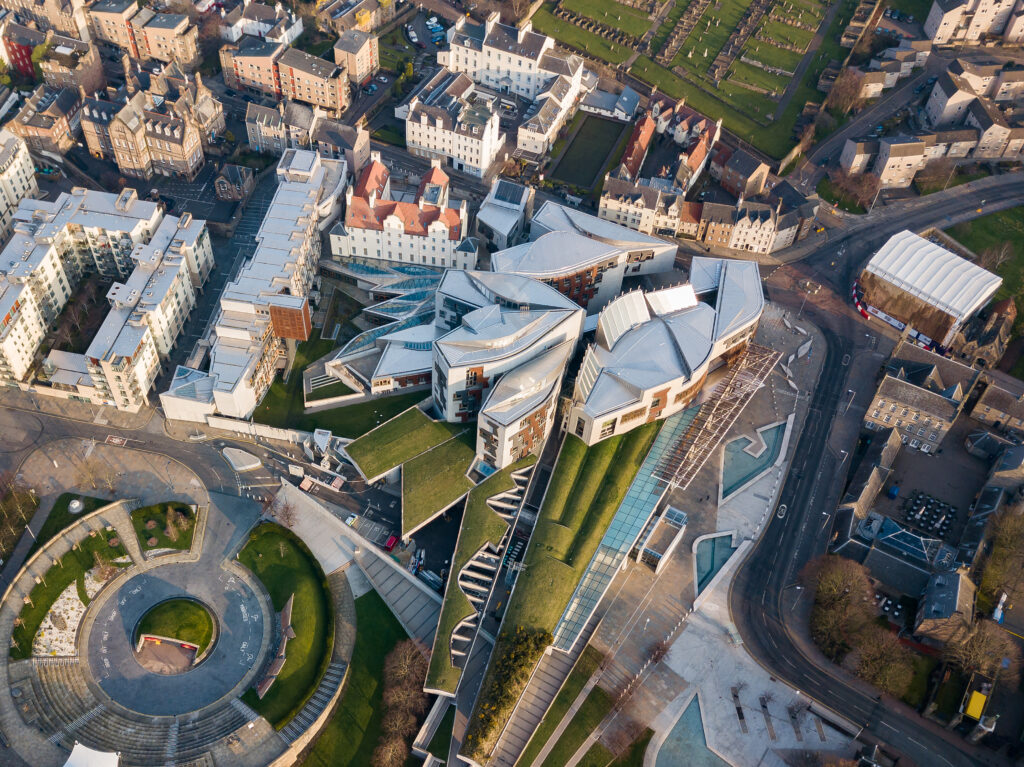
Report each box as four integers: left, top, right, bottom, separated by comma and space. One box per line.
880, 721, 896, 731
907, 737, 926, 748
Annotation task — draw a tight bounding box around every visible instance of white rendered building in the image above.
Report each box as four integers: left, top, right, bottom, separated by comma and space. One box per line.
329, 153, 473, 269
569, 257, 764, 445
0, 130, 38, 243
925, 0, 1018, 43
219, 0, 303, 44
0, 281, 46, 381
399, 69, 502, 178
161, 149, 346, 422
490, 201, 677, 313
516, 73, 581, 157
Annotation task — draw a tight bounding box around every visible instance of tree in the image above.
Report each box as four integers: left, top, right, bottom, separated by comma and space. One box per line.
274, 499, 296, 528
510, 0, 531, 20
828, 168, 880, 209
802, 555, 873, 660
30, 42, 51, 81
914, 157, 955, 193
53, 321, 75, 351
944, 620, 1021, 681
825, 68, 865, 116
855, 626, 914, 697
978, 241, 1013, 272
371, 736, 407, 767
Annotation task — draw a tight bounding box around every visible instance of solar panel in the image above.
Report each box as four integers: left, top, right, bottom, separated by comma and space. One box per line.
494, 180, 524, 205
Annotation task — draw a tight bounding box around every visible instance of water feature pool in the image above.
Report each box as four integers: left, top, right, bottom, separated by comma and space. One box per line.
694, 534, 736, 594
655, 695, 729, 767
721, 422, 788, 500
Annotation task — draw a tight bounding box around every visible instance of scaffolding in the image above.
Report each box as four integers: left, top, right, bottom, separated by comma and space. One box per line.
653, 342, 782, 491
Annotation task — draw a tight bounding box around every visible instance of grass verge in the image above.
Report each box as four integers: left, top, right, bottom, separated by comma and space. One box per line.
297, 590, 409, 766
307, 381, 355, 402
516, 645, 605, 767
946, 206, 1024, 328
816, 177, 866, 213
130, 503, 196, 552
347, 406, 464, 480
531, 3, 634, 64
539, 686, 615, 767
402, 432, 477, 536
427, 455, 537, 693
135, 598, 214, 654
239, 523, 333, 728
28, 493, 107, 557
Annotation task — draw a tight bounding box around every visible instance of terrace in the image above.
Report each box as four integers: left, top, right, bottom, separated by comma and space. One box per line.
401, 432, 477, 537
345, 406, 465, 481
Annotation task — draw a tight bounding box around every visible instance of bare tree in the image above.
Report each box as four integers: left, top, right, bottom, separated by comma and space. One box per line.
944, 620, 1021, 681
380, 708, 417, 738
978, 242, 1013, 272
914, 157, 955, 192
509, 0, 531, 21
53, 321, 75, 351
825, 68, 865, 116
371, 736, 407, 767
855, 626, 913, 697
828, 168, 880, 208
274, 499, 296, 528
802, 555, 873, 659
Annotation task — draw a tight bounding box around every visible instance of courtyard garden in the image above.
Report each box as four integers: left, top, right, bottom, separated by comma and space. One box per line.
130, 503, 197, 553
134, 598, 215, 655
549, 115, 630, 189
239, 523, 333, 729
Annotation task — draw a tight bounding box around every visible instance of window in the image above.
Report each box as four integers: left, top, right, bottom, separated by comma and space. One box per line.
599, 419, 616, 439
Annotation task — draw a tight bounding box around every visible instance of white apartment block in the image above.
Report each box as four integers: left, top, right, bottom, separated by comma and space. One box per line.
0, 130, 38, 243
161, 149, 346, 422
329, 153, 473, 269
0, 281, 46, 381
399, 69, 502, 178
925, 0, 1020, 43
569, 258, 763, 445
516, 73, 581, 157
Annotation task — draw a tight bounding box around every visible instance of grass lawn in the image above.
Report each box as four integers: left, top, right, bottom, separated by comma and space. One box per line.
402, 432, 477, 536
915, 168, 990, 196
608, 729, 654, 766
532, 4, 634, 64
539, 685, 615, 767
888, 0, 931, 21
239, 524, 333, 728
561, 0, 653, 37
744, 37, 806, 71
427, 455, 536, 693
428, 703, 456, 760
28, 493, 107, 558
252, 330, 337, 431
933, 669, 967, 720
371, 125, 406, 147
672, 0, 749, 75
301, 391, 432, 439
579, 742, 615, 767
130, 503, 196, 552
307, 380, 355, 402
516, 645, 605, 767
816, 177, 866, 213
946, 206, 1024, 326
902, 654, 938, 709
347, 406, 465, 481
550, 116, 628, 188
761, 19, 817, 49
298, 590, 409, 767
11, 528, 127, 659
135, 598, 214, 654
728, 60, 788, 95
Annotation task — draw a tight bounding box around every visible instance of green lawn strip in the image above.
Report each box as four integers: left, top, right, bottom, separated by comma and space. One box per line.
578, 741, 615, 767
427, 456, 537, 693
347, 406, 464, 480
428, 704, 457, 760
609, 728, 654, 766
727, 60, 788, 95
902, 654, 938, 709
531, 4, 634, 64
933, 669, 967, 720
298, 590, 409, 767
251, 329, 337, 429
744, 37, 806, 71
561, 0, 653, 37
300, 391, 430, 439
915, 168, 990, 196
946, 206, 1024, 327
75, 573, 89, 606
888, 0, 931, 21
29, 493, 108, 557
402, 431, 477, 537
372, 126, 407, 147
239, 524, 333, 728
307, 380, 355, 402
550, 116, 627, 188
761, 19, 817, 49
816, 177, 866, 213
130, 503, 196, 552
467, 424, 660, 758
11, 528, 127, 659
135, 598, 214, 654
539, 686, 615, 767
516, 645, 605, 767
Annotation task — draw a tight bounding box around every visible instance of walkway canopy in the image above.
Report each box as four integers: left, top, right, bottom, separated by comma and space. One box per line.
64, 743, 120, 767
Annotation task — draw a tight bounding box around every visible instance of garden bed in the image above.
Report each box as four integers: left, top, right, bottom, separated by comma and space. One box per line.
130, 503, 197, 553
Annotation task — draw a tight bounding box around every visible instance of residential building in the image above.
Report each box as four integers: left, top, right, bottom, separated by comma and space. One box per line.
694, 185, 818, 254
840, 138, 879, 174
580, 85, 639, 121
219, 0, 303, 45
160, 149, 347, 421
81, 69, 216, 181
926, 71, 978, 125
714, 147, 770, 198
598, 176, 702, 238
873, 136, 927, 187
0, 279, 46, 381
857, 68, 890, 99
616, 114, 655, 182
475, 177, 533, 250
329, 153, 471, 269
0, 187, 212, 409
837, 426, 902, 520
863, 340, 980, 449
214, 163, 255, 202
949, 298, 1015, 368
1, 21, 45, 80
439, 12, 584, 101
971, 379, 1024, 431
221, 38, 349, 114
491, 200, 677, 312
399, 68, 502, 178
924, 0, 1018, 44
0, 129, 38, 241
245, 99, 370, 173
6, 84, 80, 155
88, 0, 200, 68
856, 230, 1001, 347
871, 38, 932, 78
568, 257, 763, 445
317, 0, 396, 36
914, 571, 975, 645
516, 73, 581, 158
333, 29, 378, 84
0, 0, 89, 38
277, 47, 348, 115
31, 28, 105, 96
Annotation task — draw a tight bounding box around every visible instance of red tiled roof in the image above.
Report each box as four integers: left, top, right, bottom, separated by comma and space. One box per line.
354, 160, 389, 198
685, 135, 710, 172
621, 115, 656, 179
679, 201, 703, 224
712, 145, 733, 170
417, 164, 449, 197
346, 197, 462, 240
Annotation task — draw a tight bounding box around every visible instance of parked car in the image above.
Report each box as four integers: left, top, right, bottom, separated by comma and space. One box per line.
384, 535, 399, 552
346, 514, 357, 527
377, 74, 388, 82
